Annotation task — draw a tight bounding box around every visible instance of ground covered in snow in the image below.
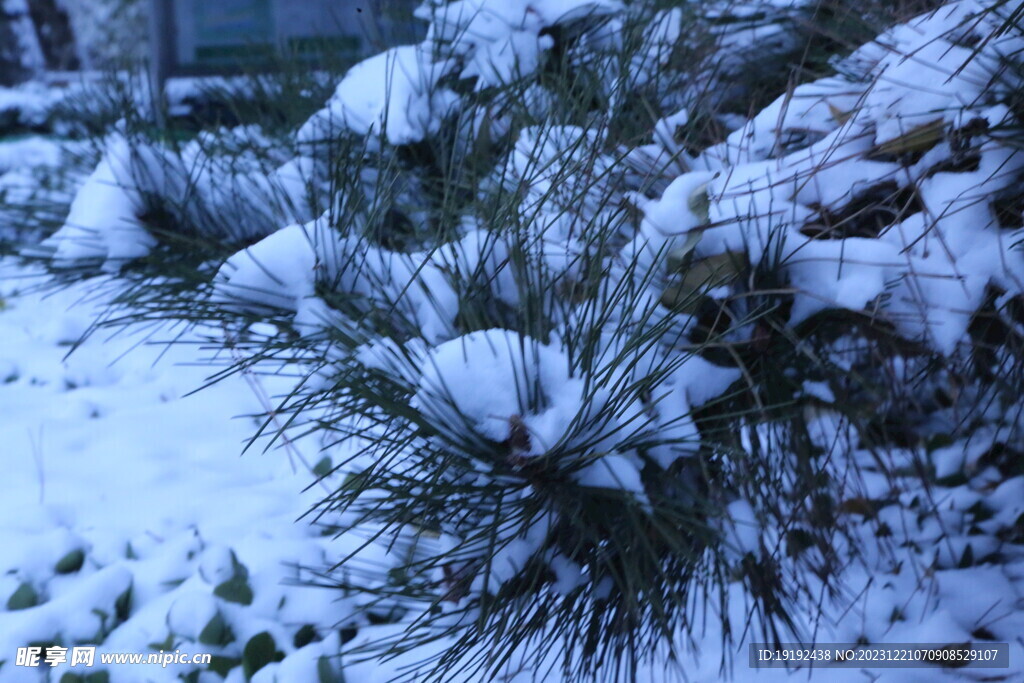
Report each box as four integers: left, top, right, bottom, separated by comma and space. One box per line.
0, 260, 401, 682
1, 256, 1022, 683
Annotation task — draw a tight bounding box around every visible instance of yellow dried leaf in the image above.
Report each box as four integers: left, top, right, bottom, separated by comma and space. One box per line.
827, 102, 853, 125
870, 119, 945, 157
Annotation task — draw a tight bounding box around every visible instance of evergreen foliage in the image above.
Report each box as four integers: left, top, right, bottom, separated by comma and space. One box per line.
4, 0, 1024, 680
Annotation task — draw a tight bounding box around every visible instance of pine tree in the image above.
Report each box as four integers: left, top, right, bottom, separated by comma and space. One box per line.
9, 0, 1024, 680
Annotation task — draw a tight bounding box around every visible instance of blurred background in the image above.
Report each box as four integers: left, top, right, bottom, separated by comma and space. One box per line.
1, 0, 144, 82
1, 0, 424, 135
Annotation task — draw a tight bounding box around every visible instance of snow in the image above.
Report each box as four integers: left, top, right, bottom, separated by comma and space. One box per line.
0, 136, 62, 172
573, 452, 645, 494
213, 221, 320, 313
0, 83, 62, 128
37, 125, 314, 268
0, 135, 79, 243
660, 2, 1024, 354
39, 134, 153, 267
297, 45, 459, 147
0, 263, 358, 681
421, 0, 621, 88
414, 328, 586, 454
725, 499, 761, 556
5, 0, 1024, 680
298, 0, 623, 149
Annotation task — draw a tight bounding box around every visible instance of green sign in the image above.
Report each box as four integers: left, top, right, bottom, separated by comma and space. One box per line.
150, 0, 425, 84
193, 0, 273, 64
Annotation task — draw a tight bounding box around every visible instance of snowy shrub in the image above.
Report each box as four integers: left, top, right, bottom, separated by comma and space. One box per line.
0, 136, 90, 247
10, 0, 1024, 680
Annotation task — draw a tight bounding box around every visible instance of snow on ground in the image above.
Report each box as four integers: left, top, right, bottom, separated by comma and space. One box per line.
0, 137, 63, 173
3, 254, 1017, 683
0, 261, 374, 682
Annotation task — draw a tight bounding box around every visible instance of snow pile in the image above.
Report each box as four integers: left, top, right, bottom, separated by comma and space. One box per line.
0, 136, 84, 244
213, 217, 508, 342
413, 328, 653, 492
0, 82, 61, 129
660, 2, 1024, 354
0, 73, 129, 136
296, 0, 625, 149
39, 127, 312, 269
39, 134, 154, 265
0, 265, 393, 682
298, 45, 459, 147
422, 0, 621, 89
